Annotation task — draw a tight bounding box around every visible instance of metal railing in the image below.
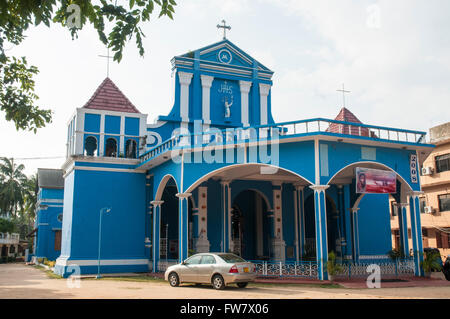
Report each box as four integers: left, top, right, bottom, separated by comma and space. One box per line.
335, 258, 415, 278
157, 259, 179, 272
138, 118, 428, 167
249, 260, 318, 278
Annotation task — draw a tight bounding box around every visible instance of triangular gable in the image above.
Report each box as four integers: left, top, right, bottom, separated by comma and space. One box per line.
83, 77, 141, 114
327, 107, 372, 137
178, 39, 273, 73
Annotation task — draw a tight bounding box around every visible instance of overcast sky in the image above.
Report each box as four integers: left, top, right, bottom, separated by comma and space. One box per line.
1, 0, 449, 175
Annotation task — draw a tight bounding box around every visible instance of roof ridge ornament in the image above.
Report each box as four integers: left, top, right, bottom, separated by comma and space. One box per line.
217, 19, 231, 40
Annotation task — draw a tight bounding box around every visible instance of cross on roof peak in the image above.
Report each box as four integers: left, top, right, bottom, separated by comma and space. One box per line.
98, 48, 114, 78
337, 83, 351, 108
217, 19, 231, 40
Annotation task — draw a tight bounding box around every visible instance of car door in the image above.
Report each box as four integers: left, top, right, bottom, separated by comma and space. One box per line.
196, 255, 217, 283
179, 255, 203, 283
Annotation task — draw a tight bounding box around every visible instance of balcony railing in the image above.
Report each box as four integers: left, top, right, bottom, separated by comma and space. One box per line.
0, 232, 20, 245
139, 118, 428, 166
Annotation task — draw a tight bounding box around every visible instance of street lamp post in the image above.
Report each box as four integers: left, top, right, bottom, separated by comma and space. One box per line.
96, 207, 111, 279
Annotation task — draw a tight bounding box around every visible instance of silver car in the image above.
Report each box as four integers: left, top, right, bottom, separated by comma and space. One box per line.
164, 253, 256, 289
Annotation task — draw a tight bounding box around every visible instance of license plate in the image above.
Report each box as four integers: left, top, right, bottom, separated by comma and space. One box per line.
244, 267, 249, 273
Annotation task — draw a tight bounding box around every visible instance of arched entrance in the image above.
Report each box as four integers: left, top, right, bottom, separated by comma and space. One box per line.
326, 161, 414, 262
160, 179, 179, 260
231, 190, 270, 260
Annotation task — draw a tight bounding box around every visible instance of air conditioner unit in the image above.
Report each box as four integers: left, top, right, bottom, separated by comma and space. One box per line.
421, 167, 434, 176
424, 206, 435, 214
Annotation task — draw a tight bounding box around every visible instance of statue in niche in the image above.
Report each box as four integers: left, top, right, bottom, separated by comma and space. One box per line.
223, 95, 233, 118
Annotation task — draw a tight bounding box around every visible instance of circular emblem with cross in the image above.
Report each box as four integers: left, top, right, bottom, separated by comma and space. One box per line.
218, 49, 232, 64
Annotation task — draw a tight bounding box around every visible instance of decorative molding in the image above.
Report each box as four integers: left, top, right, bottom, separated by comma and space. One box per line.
178, 72, 193, 86
309, 185, 330, 192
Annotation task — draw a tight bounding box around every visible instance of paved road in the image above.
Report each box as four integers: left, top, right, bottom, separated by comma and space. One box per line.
1, 263, 450, 299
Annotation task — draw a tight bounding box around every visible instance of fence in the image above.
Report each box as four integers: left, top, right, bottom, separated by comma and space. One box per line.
250, 260, 318, 278
335, 259, 415, 278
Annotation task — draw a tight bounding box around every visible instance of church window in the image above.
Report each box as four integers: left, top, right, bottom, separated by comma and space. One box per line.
105, 138, 118, 157
125, 139, 137, 159
84, 136, 98, 156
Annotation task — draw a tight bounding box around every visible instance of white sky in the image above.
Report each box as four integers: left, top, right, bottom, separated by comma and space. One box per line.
1, 0, 449, 175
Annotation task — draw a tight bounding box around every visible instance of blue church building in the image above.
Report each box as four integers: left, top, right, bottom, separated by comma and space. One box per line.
39, 36, 435, 280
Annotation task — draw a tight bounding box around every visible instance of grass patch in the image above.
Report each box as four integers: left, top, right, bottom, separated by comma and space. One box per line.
33, 264, 63, 279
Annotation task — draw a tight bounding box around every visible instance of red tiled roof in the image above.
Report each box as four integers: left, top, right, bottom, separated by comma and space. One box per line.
327, 107, 372, 137
83, 77, 140, 113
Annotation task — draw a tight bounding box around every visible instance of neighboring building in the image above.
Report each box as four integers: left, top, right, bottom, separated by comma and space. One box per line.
33, 168, 64, 261
391, 122, 450, 260
34, 35, 434, 280
0, 232, 20, 259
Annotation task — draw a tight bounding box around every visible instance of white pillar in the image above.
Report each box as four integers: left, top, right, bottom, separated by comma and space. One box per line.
201, 75, 214, 126
239, 81, 252, 127
120, 115, 125, 156
99, 114, 105, 156
259, 83, 271, 125
75, 112, 85, 156
178, 72, 193, 123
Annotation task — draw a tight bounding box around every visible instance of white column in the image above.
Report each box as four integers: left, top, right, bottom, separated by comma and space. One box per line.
178, 72, 193, 123
75, 111, 85, 155
120, 115, 125, 156
259, 83, 271, 125
99, 114, 105, 156
201, 75, 214, 125
239, 80, 252, 127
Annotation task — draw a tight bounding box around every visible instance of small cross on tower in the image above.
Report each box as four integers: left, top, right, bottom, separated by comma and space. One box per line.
337, 83, 351, 108
98, 48, 114, 78
217, 20, 231, 40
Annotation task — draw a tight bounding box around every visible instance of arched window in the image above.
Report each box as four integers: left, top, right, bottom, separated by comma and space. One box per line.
105, 138, 118, 157
84, 136, 98, 156
125, 139, 137, 159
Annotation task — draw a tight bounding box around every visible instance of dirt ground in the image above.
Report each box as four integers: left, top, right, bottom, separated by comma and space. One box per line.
1, 263, 450, 299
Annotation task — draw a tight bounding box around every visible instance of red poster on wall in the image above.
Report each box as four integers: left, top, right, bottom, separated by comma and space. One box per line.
356, 167, 397, 194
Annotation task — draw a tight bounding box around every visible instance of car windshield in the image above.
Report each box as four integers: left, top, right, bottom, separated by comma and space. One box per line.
217, 253, 246, 263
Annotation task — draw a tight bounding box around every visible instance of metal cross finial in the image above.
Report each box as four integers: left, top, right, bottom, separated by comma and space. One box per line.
337, 83, 351, 108
98, 48, 114, 78
217, 19, 231, 40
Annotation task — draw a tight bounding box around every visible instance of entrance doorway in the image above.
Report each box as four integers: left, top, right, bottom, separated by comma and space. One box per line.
231, 190, 270, 260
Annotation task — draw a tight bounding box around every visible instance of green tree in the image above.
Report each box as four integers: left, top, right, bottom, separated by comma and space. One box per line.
0, 157, 27, 217
21, 173, 37, 223
0, 0, 177, 132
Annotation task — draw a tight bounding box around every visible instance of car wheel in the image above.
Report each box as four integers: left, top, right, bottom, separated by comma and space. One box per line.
237, 282, 248, 288
212, 274, 225, 290
168, 272, 180, 287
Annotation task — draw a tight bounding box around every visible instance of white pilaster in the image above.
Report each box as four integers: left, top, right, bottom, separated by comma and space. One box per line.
120, 115, 125, 155
75, 111, 84, 156
201, 75, 214, 125
99, 114, 105, 156
178, 72, 193, 123
239, 81, 252, 127
259, 83, 271, 125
